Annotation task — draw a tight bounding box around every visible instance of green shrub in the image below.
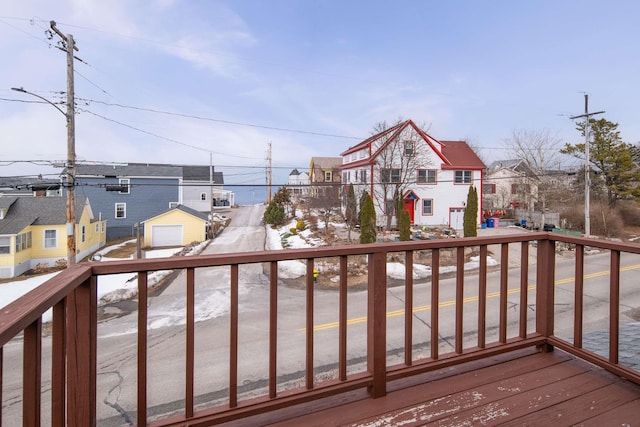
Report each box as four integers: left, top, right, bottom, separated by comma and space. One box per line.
296, 220, 306, 231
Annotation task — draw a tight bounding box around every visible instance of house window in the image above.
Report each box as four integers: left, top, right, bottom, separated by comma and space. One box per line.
422, 199, 433, 215
81, 225, 86, 243
404, 140, 414, 156
483, 183, 497, 194
417, 169, 437, 184
381, 168, 401, 183
95, 223, 99, 233
15, 232, 31, 252
454, 170, 472, 184
0, 236, 10, 254
342, 171, 348, 182
119, 178, 130, 194
200, 192, 207, 201
101, 222, 105, 233
360, 170, 367, 183
325, 171, 332, 182
115, 203, 126, 219
169, 202, 179, 209
44, 229, 57, 249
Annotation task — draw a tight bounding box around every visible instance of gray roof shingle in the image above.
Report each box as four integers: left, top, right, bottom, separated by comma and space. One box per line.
0, 196, 89, 235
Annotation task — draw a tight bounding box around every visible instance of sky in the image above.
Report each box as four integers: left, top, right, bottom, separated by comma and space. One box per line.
2, 1, 640, 203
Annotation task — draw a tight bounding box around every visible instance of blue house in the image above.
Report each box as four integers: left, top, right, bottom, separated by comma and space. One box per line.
71, 163, 182, 240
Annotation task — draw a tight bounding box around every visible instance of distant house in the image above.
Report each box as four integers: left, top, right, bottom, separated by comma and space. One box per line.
70, 163, 231, 240
340, 119, 486, 230
483, 159, 538, 211
0, 196, 106, 278
0, 176, 62, 198
309, 157, 342, 198
286, 168, 310, 202
181, 165, 233, 212
143, 205, 208, 248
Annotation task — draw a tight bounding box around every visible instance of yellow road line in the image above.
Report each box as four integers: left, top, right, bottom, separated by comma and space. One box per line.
303, 263, 640, 332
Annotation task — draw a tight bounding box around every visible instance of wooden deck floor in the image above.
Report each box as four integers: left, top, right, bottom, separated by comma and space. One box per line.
221, 347, 640, 426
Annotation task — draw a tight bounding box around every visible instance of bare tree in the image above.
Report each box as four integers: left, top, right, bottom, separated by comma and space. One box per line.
370, 120, 433, 230
310, 183, 342, 236
503, 129, 564, 224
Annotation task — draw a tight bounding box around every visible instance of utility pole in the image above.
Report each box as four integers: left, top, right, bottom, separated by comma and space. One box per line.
50, 20, 78, 265
209, 152, 214, 239
570, 94, 604, 238
267, 142, 273, 204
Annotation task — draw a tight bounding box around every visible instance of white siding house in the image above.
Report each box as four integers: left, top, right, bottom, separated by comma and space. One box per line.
340, 120, 486, 230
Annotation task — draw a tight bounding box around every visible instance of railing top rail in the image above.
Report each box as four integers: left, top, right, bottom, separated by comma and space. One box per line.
91, 232, 550, 275
0, 263, 92, 347
549, 233, 640, 254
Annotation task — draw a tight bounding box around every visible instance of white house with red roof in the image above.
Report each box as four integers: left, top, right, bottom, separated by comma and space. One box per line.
340, 119, 486, 230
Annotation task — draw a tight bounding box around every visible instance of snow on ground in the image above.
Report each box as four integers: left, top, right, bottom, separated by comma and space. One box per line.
0, 240, 209, 320
1, 222, 499, 321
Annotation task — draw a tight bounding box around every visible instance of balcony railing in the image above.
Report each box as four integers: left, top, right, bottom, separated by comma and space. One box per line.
1, 232, 639, 426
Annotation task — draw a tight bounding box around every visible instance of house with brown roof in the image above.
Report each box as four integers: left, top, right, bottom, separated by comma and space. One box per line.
308, 157, 342, 198
340, 119, 486, 230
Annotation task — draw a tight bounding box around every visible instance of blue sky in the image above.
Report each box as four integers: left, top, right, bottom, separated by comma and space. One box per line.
2, 1, 639, 203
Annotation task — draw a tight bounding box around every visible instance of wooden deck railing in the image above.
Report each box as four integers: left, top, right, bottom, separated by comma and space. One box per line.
0, 232, 639, 426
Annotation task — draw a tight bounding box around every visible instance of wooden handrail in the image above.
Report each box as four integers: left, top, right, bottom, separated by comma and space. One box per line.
1, 232, 638, 426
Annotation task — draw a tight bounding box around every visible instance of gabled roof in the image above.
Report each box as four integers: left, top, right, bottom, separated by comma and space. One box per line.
0, 196, 90, 235
75, 163, 183, 178
486, 159, 536, 176
181, 166, 225, 184
74, 163, 225, 184
310, 157, 342, 170
144, 204, 209, 223
340, 119, 486, 170
440, 141, 486, 170
289, 169, 300, 176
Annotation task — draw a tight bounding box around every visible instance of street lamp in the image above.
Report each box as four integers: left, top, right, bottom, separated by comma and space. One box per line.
12, 83, 77, 266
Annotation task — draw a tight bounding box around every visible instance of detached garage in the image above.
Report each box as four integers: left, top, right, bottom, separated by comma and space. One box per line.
143, 205, 208, 248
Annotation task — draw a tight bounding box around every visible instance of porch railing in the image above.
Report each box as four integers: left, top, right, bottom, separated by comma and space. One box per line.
1, 232, 639, 426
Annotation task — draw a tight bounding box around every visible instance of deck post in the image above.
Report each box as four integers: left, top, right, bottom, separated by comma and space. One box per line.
66, 271, 97, 426
536, 237, 555, 352
368, 251, 387, 398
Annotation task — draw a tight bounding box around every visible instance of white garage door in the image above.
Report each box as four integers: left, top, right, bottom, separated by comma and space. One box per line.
151, 225, 183, 247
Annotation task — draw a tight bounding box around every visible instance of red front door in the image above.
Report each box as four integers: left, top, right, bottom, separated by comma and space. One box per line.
403, 199, 415, 224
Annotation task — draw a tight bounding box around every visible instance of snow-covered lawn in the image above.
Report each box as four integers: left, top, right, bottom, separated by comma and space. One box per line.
266, 219, 498, 280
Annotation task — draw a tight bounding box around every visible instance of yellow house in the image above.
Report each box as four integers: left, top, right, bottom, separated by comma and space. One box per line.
0, 196, 107, 278
143, 205, 208, 248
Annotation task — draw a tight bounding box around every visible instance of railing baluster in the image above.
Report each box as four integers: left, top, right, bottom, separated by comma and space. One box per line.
368, 252, 386, 398
137, 272, 148, 426
305, 259, 314, 389
52, 299, 67, 426
229, 264, 239, 408
431, 249, 440, 361
404, 250, 413, 366
574, 245, 584, 348
23, 318, 41, 427
478, 245, 487, 349
455, 247, 464, 354
519, 241, 529, 338
269, 262, 278, 399
499, 243, 509, 343
186, 267, 195, 418
610, 250, 620, 364
339, 256, 348, 381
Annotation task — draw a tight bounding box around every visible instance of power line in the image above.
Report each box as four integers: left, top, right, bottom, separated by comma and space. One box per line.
78, 97, 363, 140
78, 108, 265, 160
